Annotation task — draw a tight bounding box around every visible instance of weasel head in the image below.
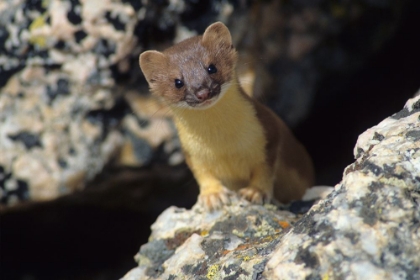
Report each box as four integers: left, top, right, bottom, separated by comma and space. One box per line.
139, 22, 237, 110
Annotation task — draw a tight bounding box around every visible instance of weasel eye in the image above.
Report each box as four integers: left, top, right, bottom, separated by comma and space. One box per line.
207, 64, 217, 74
174, 79, 184, 89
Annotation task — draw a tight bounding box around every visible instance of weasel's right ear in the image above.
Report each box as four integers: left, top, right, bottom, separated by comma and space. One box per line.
202, 22, 233, 49
139, 50, 167, 85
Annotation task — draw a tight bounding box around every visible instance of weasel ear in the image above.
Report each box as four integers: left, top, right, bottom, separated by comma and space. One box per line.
202, 21, 233, 49
139, 50, 167, 84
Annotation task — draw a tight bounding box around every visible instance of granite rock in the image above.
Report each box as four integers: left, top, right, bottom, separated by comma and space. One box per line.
265, 93, 420, 279
122, 94, 420, 279
0, 68, 124, 204
122, 196, 299, 280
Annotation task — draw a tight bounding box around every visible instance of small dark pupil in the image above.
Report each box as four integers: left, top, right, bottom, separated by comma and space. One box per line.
208, 64, 217, 74
175, 79, 184, 88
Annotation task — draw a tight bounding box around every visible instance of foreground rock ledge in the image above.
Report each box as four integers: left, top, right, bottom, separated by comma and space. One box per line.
122, 95, 420, 280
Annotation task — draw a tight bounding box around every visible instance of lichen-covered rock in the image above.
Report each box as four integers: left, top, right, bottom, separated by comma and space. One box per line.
122, 196, 299, 280
266, 94, 420, 279
122, 94, 420, 279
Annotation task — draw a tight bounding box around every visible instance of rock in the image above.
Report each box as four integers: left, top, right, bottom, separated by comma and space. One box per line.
122, 94, 420, 279
0, 69, 124, 204
123, 196, 298, 280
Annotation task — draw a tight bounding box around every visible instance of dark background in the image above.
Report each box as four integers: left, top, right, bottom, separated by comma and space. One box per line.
1, 0, 420, 279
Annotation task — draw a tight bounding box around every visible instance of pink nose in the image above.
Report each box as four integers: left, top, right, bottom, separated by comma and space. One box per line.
196, 89, 210, 101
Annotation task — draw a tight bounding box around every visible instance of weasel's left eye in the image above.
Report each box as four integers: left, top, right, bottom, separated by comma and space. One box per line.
207, 64, 217, 74
174, 79, 184, 89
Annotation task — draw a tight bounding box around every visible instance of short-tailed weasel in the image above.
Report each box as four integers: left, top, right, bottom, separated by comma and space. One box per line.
140, 22, 314, 211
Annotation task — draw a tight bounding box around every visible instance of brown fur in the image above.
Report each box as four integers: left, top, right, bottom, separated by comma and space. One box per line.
140, 22, 314, 210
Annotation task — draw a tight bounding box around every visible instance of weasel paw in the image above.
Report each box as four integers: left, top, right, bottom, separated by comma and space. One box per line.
239, 187, 270, 205
198, 188, 231, 211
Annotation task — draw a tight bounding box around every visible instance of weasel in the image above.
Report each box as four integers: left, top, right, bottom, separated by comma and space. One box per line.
139, 22, 314, 211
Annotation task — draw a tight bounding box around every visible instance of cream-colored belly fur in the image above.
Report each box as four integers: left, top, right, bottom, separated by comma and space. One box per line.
172, 83, 267, 193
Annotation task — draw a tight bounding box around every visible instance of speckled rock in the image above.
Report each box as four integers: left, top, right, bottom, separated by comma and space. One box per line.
0, 67, 125, 204
122, 195, 298, 280
122, 94, 420, 279
265, 94, 420, 279
0, 0, 144, 205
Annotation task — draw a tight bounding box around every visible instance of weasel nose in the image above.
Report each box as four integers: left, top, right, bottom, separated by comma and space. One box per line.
196, 89, 210, 101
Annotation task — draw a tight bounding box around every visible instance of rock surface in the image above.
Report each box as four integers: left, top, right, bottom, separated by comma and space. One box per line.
122, 94, 420, 279
123, 197, 299, 280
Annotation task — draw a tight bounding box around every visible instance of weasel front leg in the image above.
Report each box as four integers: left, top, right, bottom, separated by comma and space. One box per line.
239, 162, 274, 204
186, 154, 231, 211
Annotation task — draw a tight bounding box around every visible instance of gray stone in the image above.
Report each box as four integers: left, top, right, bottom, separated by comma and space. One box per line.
266, 93, 420, 279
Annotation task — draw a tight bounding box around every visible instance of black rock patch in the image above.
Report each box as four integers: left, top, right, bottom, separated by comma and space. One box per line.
67, 7, 82, 25
105, 11, 126, 31
46, 78, 70, 103
355, 147, 364, 159
74, 30, 87, 43
210, 214, 248, 234
411, 99, 420, 111
0, 176, 30, 204
137, 117, 150, 128
223, 263, 249, 280
55, 40, 66, 49
8, 131, 42, 149
373, 132, 385, 141
94, 38, 116, 57
289, 199, 316, 214
368, 181, 384, 192
200, 238, 225, 259
0, 26, 9, 48
223, 263, 239, 275
86, 97, 129, 139
140, 239, 174, 263
252, 260, 268, 280
361, 161, 383, 176
145, 265, 165, 278
181, 264, 193, 274
122, 0, 143, 11
15, 180, 30, 201
391, 108, 410, 120
0, 65, 25, 89
391, 99, 420, 120
354, 193, 379, 226
181, 261, 208, 278
57, 78, 70, 94
124, 131, 153, 165
295, 247, 320, 268
344, 231, 360, 244
58, 158, 68, 168
23, 0, 47, 13
140, 240, 173, 277
406, 130, 420, 141
305, 274, 322, 280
